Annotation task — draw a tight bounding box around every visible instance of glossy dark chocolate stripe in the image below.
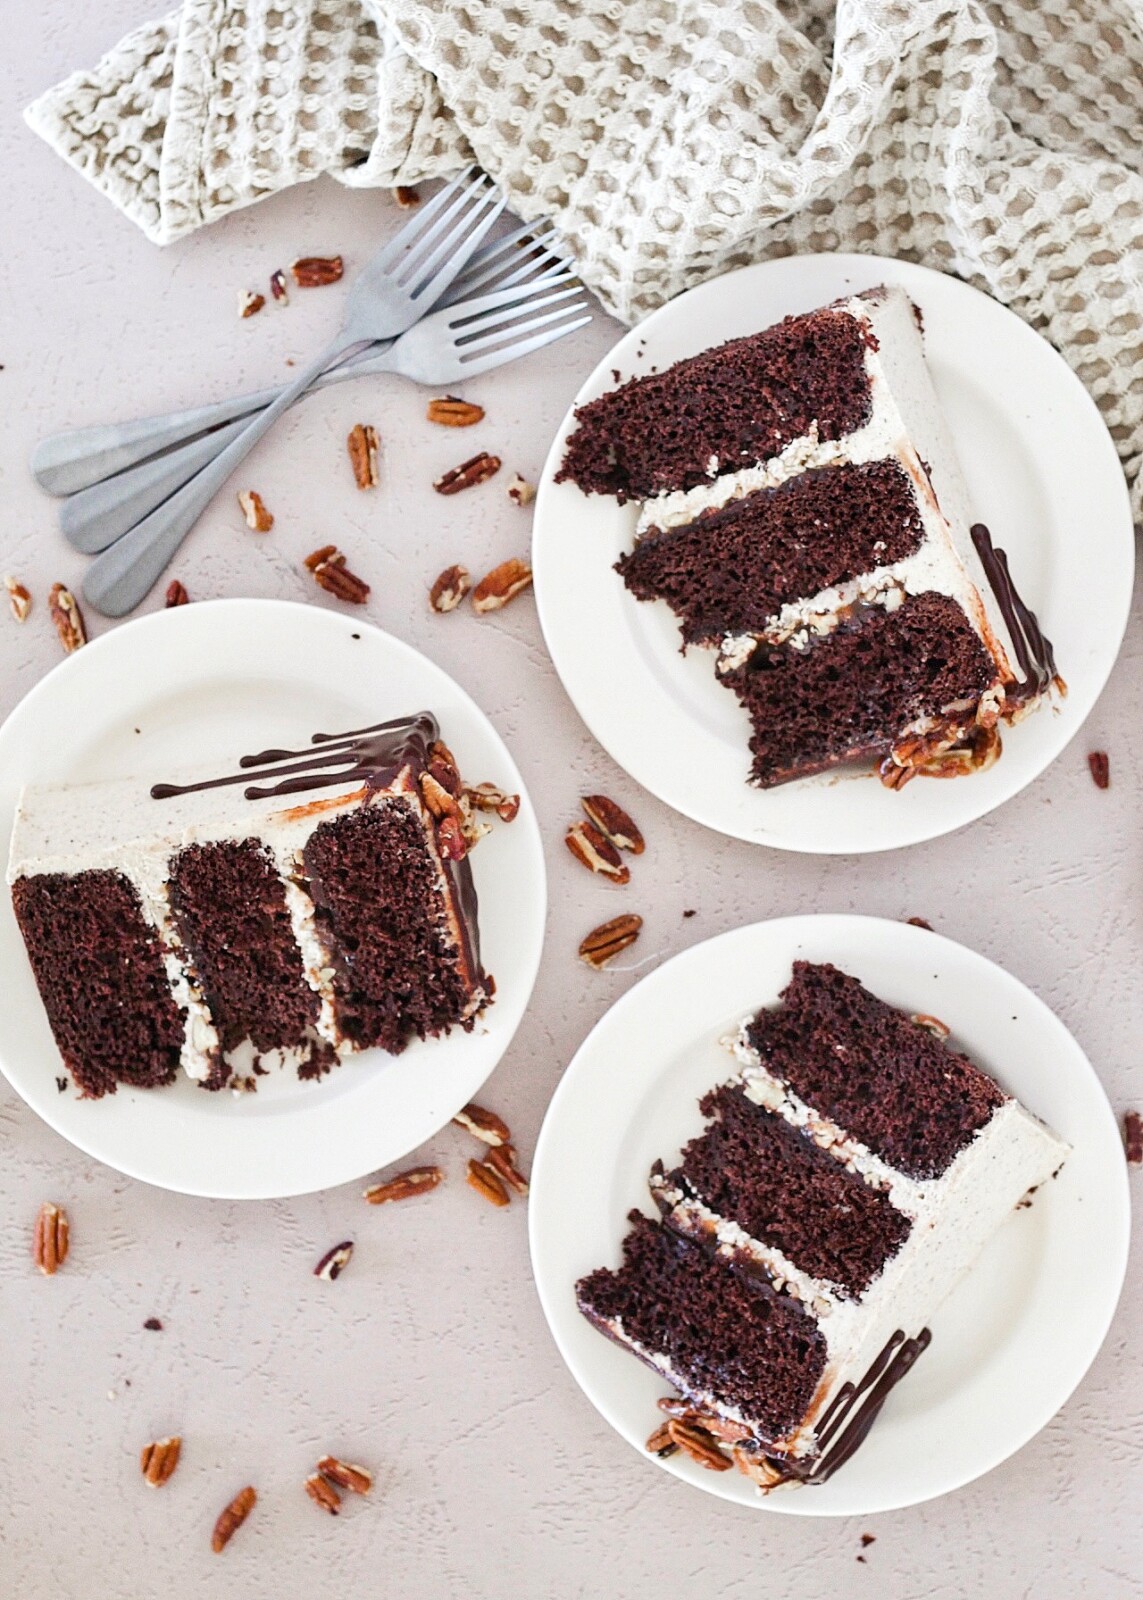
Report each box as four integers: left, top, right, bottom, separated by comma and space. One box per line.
970, 523, 1059, 700
808, 1327, 931, 1483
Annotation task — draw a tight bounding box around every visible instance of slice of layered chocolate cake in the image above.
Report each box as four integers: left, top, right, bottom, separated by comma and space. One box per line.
558, 286, 1059, 789
575, 961, 1067, 1490
9, 715, 514, 1097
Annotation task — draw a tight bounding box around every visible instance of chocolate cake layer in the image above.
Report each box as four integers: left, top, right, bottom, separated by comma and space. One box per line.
617, 460, 925, 645
746, 962, 1005, 1181
722, 591, 997, 787
166, 839, 319, 1057
557, 310, 873, 502
11, 870, 184, 1098
302, 802, 479, 1054
576, 1212, 827, 1442
664, 1085, 913, 1297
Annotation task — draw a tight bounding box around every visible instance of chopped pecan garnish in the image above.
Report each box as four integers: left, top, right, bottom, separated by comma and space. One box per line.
452, 1103, 510, 1146
48, 584, 86, 653
906, 916, 933, 930
463, 782, 520, 823
429, 564, 471, 613
316, 1456, 373, 1494
4, 576, 31, 621
269, 268, 289, 304
313, 1240, 354, 1280
565, 821, 629, 884
645, 1422, 678, 1457
581, 794, 645, 855
304, 546, 370, 604
506, 473, 536, 507
305, 1474, 341, 1515
426, 396, 485, 427
579, 913, 643, 970
363, 1165, 443, 1205
393, 185, 421, 208
434, 452, 501, 495
484, 1142, 529, 1196
436, 813, 467, 861
666, 1420, 732, 1471
467, 1158, 511, 1207
238, 290, 265, 318
1088, 750, 1110, 789
472, 557, 532, 613
238, 489, 274, 532
420, 770, 461, 820
33, 1202, 69, 1275
291, 256, 344, 287
211, 1486, 256, 1552
165, 580, 189, 607
140, 1436, 182, 1487
732, 1447, 786, 1489
1125, 1110, 1143, 1165
347, 424, 380, 489
911, 1013, 950, 1040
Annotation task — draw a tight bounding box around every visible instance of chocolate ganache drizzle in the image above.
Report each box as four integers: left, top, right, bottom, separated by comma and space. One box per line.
970, 524, 1061, 702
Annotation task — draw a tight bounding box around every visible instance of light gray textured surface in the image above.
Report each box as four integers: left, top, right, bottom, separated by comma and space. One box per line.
2, 8, 1140, 1596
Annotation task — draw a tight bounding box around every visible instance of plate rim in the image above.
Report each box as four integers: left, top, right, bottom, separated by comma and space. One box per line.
532, 252, 1135, 854
0, 597, 548, 1199
527, 911, 1131, 1516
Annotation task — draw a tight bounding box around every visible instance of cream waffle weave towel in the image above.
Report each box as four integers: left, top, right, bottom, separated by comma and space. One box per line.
26, 0, 1143, 516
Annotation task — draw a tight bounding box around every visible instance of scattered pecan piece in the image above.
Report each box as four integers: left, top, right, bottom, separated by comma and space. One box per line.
581, 794, 645, 855
316, 1456, 373, 1494
33, 1202, 69, 1275
732, 1448, 786, 1489
393, 185, 421, 208
861, 1534, 877, 1549
238, 489, 274, 532
579, 913, 643, 970
645, 1422, 678, 1458
212, 1486, 256, 1552
269, 268, 289, 304
472, 557, 533, 614
304, 546, 370, 604
464, 782, 520, 823
347, 424, 380, 489
484, 1142, 529, 1196
1088, 750, 1110, 789
426, 396, 484, 427
144, 1317, 163, 1331
291, 256, 344, 287
467, 1158, 510, 1207
436, 813, 467, 861
434, 452, 501, 495
429, 564, 471, 613
363, 1165, 443, 1204
666, 1419, 732, 1472
165, 580, 189, 607
238, 290, 265, 318
1125, 1111, 1143, 1165
4, 576, 31, 621
565, 821, 630, 884
906, 916, 933, 930
452, 1103, 510, 1146
313, 1240, 354, 1280
48, 584, 86, 653
506, 473, 536, 507
911, 1013, 950, 1040
140, 1436, 182, 1487
305, 1474, 341, 1515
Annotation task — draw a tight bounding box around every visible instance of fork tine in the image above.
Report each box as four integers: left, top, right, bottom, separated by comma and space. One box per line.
366, 168, 483, 277
445, 222, 566, 301
438, 273, 578, 327
390, 175, 498, 286
457, 299, 592, 354
452, 283, 585, 339
404, 190, 508, 303
457, 314, 592, 375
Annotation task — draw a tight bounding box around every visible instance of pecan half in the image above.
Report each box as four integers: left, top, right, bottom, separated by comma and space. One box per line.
427, 396, 484, 427
291, 256, 344, 287
313, 1240, 354, 1280
463, 782, 520, 823
165, 580, 189, 607
33, 1201, 69, 1275
363, 1165, 443, 1204
316, 1456, 373, 1494
269, 268, 289, 304
472, 557, 532, 613
429, 564, 471, 613
666, 1420, 732, 1472
565, 822, 629, 884
238, 489, 274, 532
506, 473, 536, 507
48, 584, 86, 653
579, 913, 643, 969
731, 1448, 786, 1489
304, 546, 370, 604
484, 1143, 529, 1196
4, 576, 31, 621
305, 1474, 341, 1515
581, 794, 645, 855
140, 1436, 182, 1487
238, 290, 265, 318
1088, 750, 1110, 789
393, 185, 421, 208
436, 813, 467, 861
212, 1486, 256, 1552
467, 1158, 510, 1207
434, 452, 501, 495
452, 1103, 510, 1146
645, 1422, 678, 1458
420, 771, 461, 820
1125, 1110, 1143, 1165
347, 424, 380, 490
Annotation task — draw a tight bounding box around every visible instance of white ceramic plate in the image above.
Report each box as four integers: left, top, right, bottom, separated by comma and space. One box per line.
0, 600, 546, 1199
529, 915, 1129, 1515
532, 255, 1134, 853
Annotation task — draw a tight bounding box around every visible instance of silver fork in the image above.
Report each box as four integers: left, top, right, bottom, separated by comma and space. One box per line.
35, 219, 568, 498
82, 275, 591, 617
56, 228, 569, 553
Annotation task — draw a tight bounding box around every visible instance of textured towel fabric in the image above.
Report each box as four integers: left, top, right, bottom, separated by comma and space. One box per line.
24, 0, 1143, 518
